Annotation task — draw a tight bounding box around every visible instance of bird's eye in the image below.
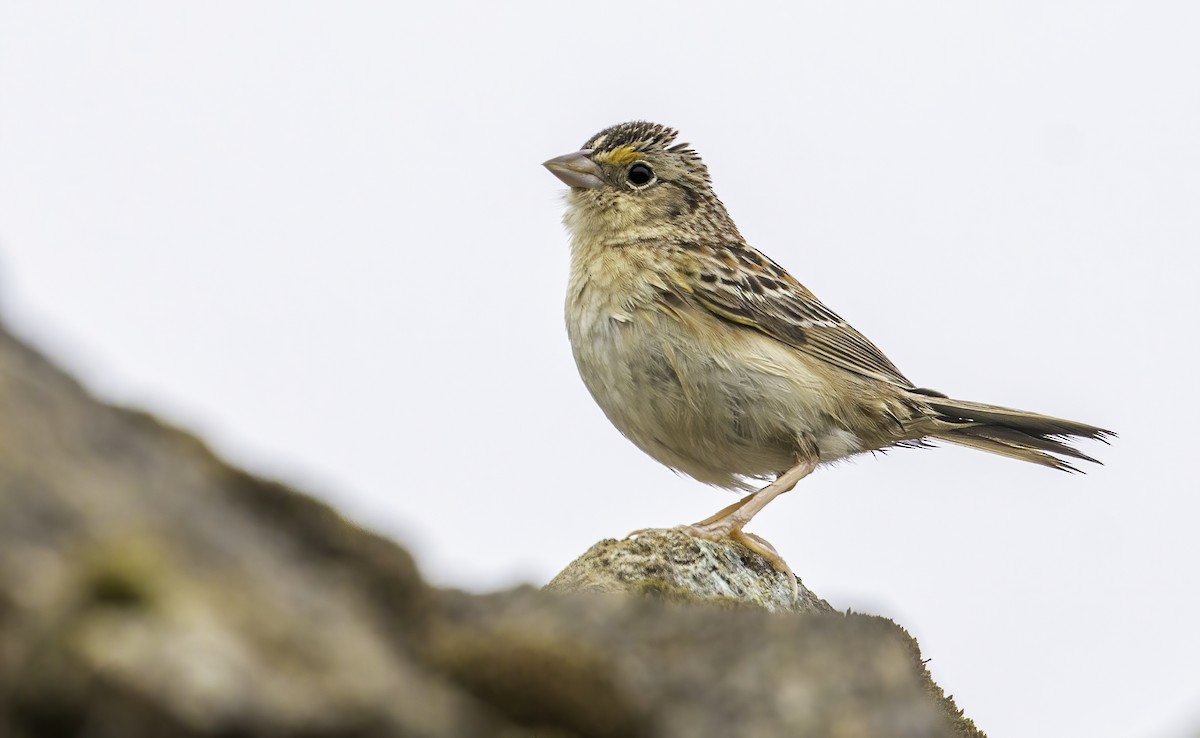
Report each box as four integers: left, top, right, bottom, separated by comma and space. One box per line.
627, 163, 655, 188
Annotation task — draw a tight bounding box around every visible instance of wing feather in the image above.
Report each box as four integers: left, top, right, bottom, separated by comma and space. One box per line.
677, 242, 914, 388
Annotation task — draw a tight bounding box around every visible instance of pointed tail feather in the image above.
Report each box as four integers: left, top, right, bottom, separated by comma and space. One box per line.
921, 396, 1114, 472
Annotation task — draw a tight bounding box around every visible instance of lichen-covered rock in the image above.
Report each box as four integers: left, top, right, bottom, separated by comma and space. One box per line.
546, 528, 833, 613
0, 319, 983, 738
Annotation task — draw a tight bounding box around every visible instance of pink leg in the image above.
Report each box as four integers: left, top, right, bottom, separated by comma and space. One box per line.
692, 492, 758, 527
680, 457, 818, 601
627, 490, 756, 540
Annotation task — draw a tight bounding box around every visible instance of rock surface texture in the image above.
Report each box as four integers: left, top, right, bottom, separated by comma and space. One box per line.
0, 320, 984, 738
546, 528, 832, 613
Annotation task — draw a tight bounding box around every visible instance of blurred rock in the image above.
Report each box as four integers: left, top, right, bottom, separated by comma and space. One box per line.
0, 320, 983, 738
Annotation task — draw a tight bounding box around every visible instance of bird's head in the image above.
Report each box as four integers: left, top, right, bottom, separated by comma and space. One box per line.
544, 121, 737, 242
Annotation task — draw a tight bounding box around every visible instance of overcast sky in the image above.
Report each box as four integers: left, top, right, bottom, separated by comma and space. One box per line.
2, 3, 1198, 737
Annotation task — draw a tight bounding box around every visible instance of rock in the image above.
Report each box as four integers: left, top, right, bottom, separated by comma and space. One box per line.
432, 587, 982, 738
0, 321, 494, 737
546, 528, 833, 613
0, 319, 984, 738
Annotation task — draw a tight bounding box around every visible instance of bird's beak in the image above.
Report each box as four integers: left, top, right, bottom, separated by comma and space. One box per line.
543, 149, 604, 190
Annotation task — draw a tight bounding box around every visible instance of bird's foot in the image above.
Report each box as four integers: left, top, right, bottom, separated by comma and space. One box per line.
678, 521, 798, 603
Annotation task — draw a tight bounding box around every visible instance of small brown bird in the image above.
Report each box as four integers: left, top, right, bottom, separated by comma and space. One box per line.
545, 121, 1112, 587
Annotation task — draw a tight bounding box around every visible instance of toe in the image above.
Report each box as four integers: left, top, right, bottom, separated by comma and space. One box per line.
677, 521, 734, 541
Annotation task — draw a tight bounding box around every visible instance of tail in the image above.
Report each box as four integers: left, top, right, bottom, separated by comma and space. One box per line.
918, 394, 1115, 472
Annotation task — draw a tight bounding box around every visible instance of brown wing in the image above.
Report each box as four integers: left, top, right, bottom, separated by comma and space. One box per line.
673, 242, 915, 388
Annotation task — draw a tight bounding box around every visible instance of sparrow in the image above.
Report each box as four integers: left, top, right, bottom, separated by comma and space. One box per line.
544, 121, 1112, 591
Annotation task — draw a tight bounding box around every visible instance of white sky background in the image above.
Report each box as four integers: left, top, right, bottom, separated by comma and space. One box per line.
1, 2, 1197, 736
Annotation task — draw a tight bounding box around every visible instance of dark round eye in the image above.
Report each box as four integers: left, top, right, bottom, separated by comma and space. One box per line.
627, 163, 655, 187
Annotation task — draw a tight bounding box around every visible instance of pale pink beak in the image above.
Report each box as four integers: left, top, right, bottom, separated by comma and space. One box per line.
543, 149, 604, 190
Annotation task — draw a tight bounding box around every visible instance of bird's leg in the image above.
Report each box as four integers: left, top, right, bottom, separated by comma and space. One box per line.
679, 456, 818, 601
691, 491, 759, 527
629, 491, 757, 539
685, 457, 816, 537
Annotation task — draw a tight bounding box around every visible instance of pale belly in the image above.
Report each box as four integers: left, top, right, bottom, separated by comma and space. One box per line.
566, 299, 865, 490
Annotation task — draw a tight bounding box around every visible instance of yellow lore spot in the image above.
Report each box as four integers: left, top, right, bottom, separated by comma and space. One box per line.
597, 146, 641, 166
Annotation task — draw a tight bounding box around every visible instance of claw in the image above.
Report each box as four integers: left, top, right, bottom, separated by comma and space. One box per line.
625, 526, 661, 540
